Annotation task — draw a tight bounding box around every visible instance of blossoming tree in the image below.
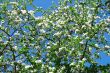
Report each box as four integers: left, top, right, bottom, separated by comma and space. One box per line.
0, 0, 110, 73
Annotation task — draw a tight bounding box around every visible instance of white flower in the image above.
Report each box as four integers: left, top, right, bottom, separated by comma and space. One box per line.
59, 47, 63, 51
79, 60, 83, 63
107, 53, 110, 56
14, 16, 22, 22
61, 66, 66, 70
49, 15, 52, 18
4, 41, 9, 45
95, 16, 100, 19
83, 33, 88, 36
85, 21, 91, 26
35, 60, 42, 63
88, 14, 92, 18
75, 29, 79, 33
17, 60, 22, 63
59, 47, 65, 52
1, 20, 5, 24
74, 5, 78, 7
13, 46, 18, 50
38, 23, 43, 26
12, 10, 17, 15
54, 32, 61, 36
14, 31, 20, 36
82, 58, 86, 61
105, 45, 110, 49
25, 65, 32, 69
70, 62, 75, 66
47, 46, 51, 49
30, 43, 34, 46
40, 29, 46, 33
85, 37, 89, 40
54, 10, 58, 13
82, 25, 86, 28
95, 44, 99, 47
10, 2, 18, 5
28, 10, 34, 15
21, 10, 27, 14
106, 18, 110, 23
90, 8, 95, 10
64, 6, 69, 9
35, 46, 40, 49
35, 16, 43, 20
58, 7, 61, 9
89, 47, 92, 51
79, 40, 85, 44
53, 43, 57, 46
72, 48, 75, 51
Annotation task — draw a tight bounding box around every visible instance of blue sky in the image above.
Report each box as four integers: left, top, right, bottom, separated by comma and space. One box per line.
31, 0, 58, 16
31, 0, 110, 65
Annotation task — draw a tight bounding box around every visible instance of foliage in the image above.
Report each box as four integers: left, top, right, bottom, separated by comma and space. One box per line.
0, 0, 110, 73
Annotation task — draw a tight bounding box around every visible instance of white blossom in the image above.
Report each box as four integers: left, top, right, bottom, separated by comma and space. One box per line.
0, 24, 1, 27
79, 60, 83, 63
13, 46, 18, 50
35, 16, 43, 20
82, 58, 86, 61
28, 10, 34, 15
58, 7, 61, 9
79, 40, 85, 44
14, 31, 20, 36
38, 23, 43, 26
25, 65, 32, 69
107, 53, 110, 56
105, 45, 110, 49
14, 16, 22, 22
95, 16, 100, 19
35, 46, 40, 49
106, 18, 110, 23
89, 47, 92, 51
35, 60, 42, 63
72, 48, 75, 51
74, 5, 78, 7
85, 37, 89, 39
64, 6, 69, 9
82, 25, 86, 28
1, 20, 5, 24
56, 24, 62, 28
17, 60, 22, 63
75, 29, 79, 33
57, 20, 65, 25
70, 62, 75, 66
11, 10, 18, 15
59, 47, 65, 51
21, 10, 27, 14
54, 10, 58, 13
54, 32, 61, 36
47, 46, 51, 49
88, 14, 92, 18
40, 29, 46, 33
90, 8, 95, 10
10, 2, 18, 5
95, 44, 99, 47
4, 41, 9, 45
53, 42, 57, 46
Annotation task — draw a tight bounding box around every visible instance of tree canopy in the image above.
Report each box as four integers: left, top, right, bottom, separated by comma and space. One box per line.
0, 0, 110, 73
